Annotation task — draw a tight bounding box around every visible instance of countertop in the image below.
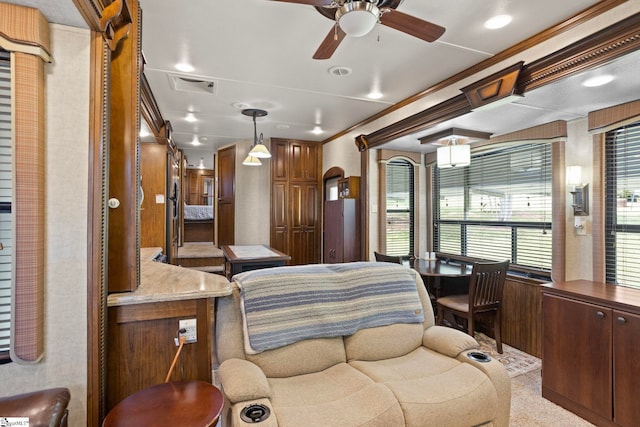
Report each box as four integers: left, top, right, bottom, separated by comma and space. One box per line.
108, 248, 232, 307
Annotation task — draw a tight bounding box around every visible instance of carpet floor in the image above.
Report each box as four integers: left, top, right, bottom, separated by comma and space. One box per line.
510, 368, 595, 426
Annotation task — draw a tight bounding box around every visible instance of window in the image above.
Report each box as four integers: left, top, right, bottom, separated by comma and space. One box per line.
433, 143, 552, 272
385, 159, 414, 256
605, 121, 640, 288
0, 50, 11, 359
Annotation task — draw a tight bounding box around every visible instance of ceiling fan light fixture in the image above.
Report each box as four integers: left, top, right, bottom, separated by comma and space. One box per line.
336, 1, 380, 37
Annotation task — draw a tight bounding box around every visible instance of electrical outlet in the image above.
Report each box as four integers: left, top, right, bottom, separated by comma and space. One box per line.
179, 318, 197, 343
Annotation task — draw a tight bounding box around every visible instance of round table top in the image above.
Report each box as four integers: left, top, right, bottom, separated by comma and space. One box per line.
103, 381, 223, 427
412, 258, 472, 277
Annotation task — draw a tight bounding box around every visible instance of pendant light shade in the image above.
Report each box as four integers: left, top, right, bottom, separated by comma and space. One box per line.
248, 133, 271, 159
437, 139, 470, 168
242, 155, 262, 166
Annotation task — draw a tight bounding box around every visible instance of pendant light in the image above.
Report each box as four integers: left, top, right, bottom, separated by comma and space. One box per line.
242, 108, 271, 162
437, 138, 470, 168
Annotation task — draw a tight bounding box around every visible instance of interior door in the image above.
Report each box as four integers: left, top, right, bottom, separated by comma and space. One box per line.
217, 145, 235, 247
166, 152, 180, 263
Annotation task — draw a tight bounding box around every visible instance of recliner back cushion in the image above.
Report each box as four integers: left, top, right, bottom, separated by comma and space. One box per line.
344, 323, 424, 361
247, 337, 347, 378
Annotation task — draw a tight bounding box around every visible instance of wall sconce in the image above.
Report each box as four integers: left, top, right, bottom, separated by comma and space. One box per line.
567, 165, 588, 216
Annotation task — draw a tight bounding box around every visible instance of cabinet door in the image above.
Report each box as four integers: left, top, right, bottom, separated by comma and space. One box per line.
613, 309, 640, 426
271, 182, 288, 256
324, 201, 343, 263
271, 139, 289, 181
542, 294, 612, 419
289, 183, 319, 265
342, 199, 359, 262
290, 141, 318, 182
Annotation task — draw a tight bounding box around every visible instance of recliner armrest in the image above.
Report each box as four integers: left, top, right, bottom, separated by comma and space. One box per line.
218, 358, 271, 403
423, 326, 478, 357
0, 387, 70, 427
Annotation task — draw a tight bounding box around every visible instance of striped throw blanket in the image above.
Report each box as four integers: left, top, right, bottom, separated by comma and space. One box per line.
234, 262, 424, 354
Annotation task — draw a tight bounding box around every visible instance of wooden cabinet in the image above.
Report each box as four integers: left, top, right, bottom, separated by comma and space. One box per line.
270, 138, 321, 265
542, 281, 640, 427
324, 199, 359, 263
106, 298, 212, 411
338, 176, 360, 199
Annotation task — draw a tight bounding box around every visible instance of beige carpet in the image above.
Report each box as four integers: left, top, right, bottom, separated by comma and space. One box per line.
474, 333, 541, 378
510, 368, 595, 426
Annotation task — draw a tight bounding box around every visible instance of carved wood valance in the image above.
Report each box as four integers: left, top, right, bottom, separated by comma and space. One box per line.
72, 0, 133, 50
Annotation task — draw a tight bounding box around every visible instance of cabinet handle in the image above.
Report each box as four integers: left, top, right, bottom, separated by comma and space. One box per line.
616, 316, 627, 325
596, 311, 605, 320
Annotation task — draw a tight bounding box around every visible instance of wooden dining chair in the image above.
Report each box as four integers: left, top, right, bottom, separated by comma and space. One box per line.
436, 260, 509, 353
374, 251, 403, 264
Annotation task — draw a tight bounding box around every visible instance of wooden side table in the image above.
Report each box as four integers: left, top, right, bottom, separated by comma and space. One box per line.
103, 381, 223, 427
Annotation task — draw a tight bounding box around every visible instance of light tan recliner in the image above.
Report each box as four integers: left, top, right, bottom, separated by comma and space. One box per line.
215, 264, 510, 427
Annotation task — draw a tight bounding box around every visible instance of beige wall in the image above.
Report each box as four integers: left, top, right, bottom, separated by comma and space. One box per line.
565, 118, 594, 281
234, 139, 271, 245
0, 24, 89, 425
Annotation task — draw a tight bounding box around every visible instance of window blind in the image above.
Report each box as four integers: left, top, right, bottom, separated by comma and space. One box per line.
386, 159, 414, 256
0, 50, 12, 356
605, 121, 640, 289
434, 143, 552, 272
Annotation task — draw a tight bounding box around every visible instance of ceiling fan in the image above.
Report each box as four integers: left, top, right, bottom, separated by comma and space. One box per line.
270, 0, 446, 59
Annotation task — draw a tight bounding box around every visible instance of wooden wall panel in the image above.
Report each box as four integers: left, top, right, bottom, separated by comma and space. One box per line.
501, 276, 543, 358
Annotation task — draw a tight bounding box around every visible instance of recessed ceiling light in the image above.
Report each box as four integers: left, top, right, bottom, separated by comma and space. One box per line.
185, 112, 197, 122
191, 135, 201, 146
276, 124, 290, 130
311, 126, 323, 135
175, 62, 194, 72
582, 75, 614, 87
328, 66, 352, 77
484, 14, 512, 30
367, 90, 383, 99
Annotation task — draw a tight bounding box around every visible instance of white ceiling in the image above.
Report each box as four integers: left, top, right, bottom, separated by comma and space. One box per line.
8, 0, 640, 155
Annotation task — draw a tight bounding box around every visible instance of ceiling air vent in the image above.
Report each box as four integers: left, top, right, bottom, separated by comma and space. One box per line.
168, 74, 217, 94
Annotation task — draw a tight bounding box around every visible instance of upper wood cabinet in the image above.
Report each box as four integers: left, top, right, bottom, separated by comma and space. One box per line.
270, 138, 321, 265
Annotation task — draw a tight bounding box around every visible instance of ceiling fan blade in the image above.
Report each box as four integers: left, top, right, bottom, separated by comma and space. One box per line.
380, 9, 445, 42
269, 0, 332, 6
313, 26, 346, 60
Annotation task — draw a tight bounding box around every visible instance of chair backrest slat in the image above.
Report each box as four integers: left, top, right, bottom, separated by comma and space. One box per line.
469, 261, 509, 311
374, 251, 403, 264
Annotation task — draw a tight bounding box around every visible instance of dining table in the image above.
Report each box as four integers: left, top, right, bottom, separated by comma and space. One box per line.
411, 257, 473, 301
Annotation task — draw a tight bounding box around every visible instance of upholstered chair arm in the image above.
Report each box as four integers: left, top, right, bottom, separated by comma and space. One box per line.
218, 358, 271, 403
423, 325, 478, 357
0, 387, 70, 427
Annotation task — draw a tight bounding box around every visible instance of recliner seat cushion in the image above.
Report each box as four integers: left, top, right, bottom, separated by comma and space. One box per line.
267, 363, 405, 427
350, 347, 498, 427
